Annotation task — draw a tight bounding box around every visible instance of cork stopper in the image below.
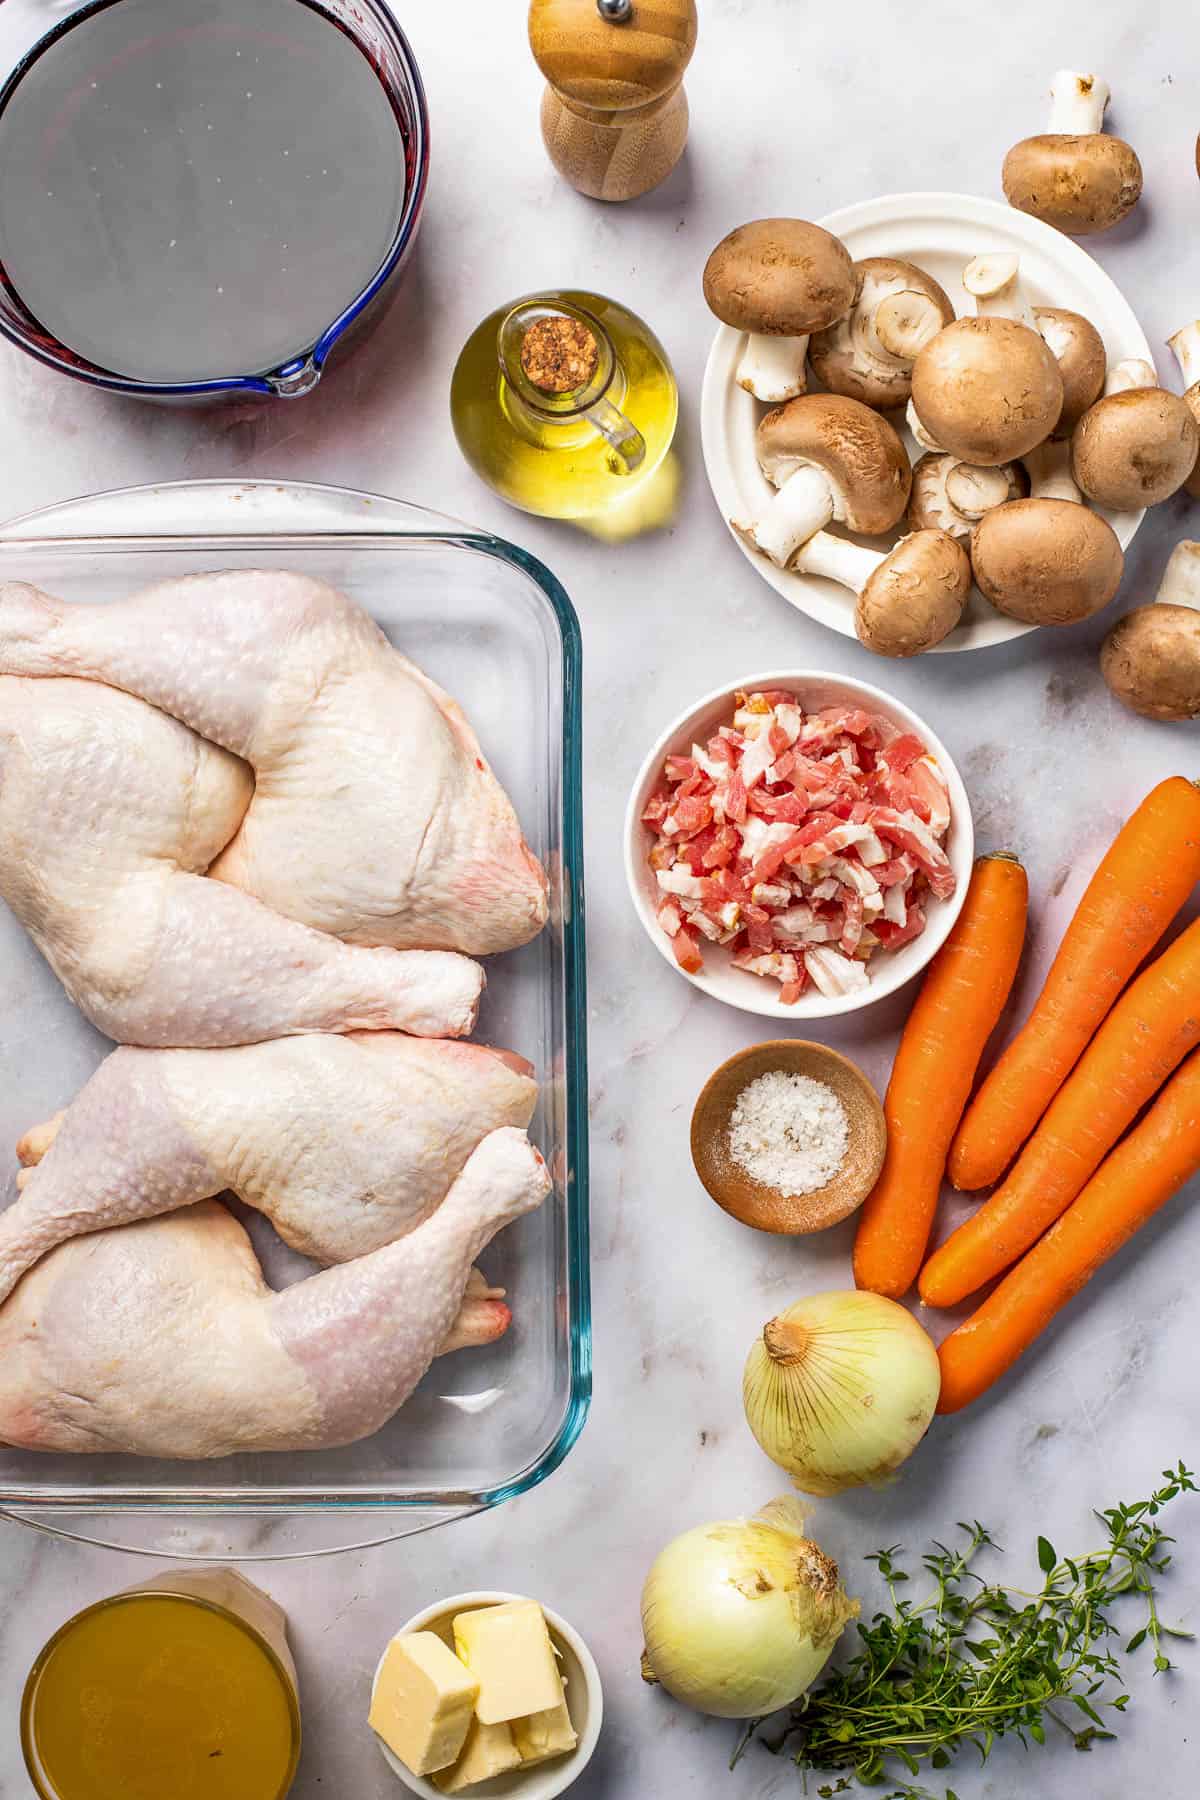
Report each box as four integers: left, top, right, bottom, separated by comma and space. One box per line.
520, 314, 600, 395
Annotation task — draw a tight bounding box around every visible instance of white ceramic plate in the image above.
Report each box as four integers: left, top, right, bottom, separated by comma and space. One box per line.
701, 190, 1155, 652
624, 669, 974, 1020
371, 1592, 602, 1800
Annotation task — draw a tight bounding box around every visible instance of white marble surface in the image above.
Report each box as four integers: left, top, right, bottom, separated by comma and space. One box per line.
1, 0, 1199, 1794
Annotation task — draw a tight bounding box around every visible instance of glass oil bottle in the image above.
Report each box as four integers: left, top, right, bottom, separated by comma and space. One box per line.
450, 290, 677, 521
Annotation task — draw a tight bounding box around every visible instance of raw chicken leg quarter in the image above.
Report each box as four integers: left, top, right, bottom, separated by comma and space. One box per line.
0, 1128, 551, 1459
0, 1032, 538, 1301
0, 572, 549, 955
0, 675, 483, 1045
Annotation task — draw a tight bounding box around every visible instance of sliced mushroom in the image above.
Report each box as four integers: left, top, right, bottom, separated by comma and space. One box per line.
1003, 70, 1143, 235
1101, 540, 1200, 720
910, 316, 1063, 466
1168, 322, 1200, 499
732, 394, 911, 567
1071, 385, 1200, 510
808, 258, 954, 408
791, 528, 972, 656
972, 497, 1123, 626
961, 255, 1106, 435
907, 453, 1026, 540
703, 219, 857, 402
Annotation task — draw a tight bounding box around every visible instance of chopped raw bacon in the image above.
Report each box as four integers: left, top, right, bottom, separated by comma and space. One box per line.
671, 924, 703, 973
644, 689, 954, 1001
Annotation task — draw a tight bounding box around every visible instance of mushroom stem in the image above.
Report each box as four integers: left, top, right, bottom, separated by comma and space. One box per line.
1155, 541, 1200, 611
737, 332, 810, 403
944, 461, 1018, 517
1048, 69, 1110, 135
1023, 439, 1083, 504
1169, 322, 1200, 390
789, 529, 883, 591
873, 290, 946, 362
906, 399, 944, 453
963, 254, 1037, 329
1105, 357, 1157, 396
734, 464, 835, 567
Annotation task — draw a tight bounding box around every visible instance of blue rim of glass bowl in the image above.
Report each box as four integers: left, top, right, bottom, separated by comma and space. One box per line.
0, 0, 431, 399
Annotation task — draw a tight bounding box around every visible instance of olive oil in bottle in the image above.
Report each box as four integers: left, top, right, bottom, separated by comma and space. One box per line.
450, 290, 677, 520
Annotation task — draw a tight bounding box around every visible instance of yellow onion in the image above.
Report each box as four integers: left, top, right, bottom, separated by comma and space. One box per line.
640, 1497, 858, 1718
743, 1290, 940, 1495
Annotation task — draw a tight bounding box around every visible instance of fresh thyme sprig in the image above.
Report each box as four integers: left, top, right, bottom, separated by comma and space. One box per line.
733, 1461, 1195, 1799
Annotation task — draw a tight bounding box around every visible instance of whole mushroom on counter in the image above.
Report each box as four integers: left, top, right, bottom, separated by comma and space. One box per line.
808, 257, 954, 408
1101, 541, 1200, 720
1003, 69, 1143, 235
703, 219, 857, 402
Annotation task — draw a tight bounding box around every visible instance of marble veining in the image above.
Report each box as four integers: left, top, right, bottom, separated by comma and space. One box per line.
0, 1, 1197, 1794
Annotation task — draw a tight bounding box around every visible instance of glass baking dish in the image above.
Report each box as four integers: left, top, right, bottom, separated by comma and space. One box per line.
0, 479, 589, 1557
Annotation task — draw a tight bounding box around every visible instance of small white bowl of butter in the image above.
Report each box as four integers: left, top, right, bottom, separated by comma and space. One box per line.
371, 1591, 603, 1799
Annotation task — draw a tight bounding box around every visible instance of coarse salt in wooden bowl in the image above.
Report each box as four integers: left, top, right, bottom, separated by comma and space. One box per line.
691, 1040, 887, 1234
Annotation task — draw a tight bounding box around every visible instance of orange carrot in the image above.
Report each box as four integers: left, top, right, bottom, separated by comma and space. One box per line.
949, 777, 1200, 1193
921, 916, 1200, 1308
938, 1046, 1200, 1411
853, 855, 1028, 1300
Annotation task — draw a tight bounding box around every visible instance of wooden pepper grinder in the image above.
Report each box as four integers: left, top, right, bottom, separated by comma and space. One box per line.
528, 0, 698, 203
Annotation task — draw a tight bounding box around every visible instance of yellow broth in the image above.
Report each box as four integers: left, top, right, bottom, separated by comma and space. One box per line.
22, 1592, 300, 1800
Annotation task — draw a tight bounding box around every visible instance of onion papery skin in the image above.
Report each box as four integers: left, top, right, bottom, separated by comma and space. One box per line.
743, 1289, 941, 1495
639, 1499, 858, 1719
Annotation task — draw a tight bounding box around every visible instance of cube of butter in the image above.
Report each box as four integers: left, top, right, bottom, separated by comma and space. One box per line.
451, 1602, 563, 1724
511, 1684, 578, 1766
433, 1717, 522, 1793
368, 1631, 479, 1777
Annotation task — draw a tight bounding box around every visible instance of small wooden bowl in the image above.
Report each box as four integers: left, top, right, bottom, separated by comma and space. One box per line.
691, 1041, 887, 1234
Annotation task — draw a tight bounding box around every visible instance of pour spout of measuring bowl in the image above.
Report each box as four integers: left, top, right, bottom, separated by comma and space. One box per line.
498, 298, 646, 474
266, 356, 322, 399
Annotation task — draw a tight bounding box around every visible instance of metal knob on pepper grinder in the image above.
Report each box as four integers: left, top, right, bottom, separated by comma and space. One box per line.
528, 0, 698, 202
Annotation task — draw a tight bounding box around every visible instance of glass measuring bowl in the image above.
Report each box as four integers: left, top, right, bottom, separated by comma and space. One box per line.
0, 0, 429, 401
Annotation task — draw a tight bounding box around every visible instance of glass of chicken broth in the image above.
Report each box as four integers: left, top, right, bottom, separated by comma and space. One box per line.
22, 1569, 302, 1800
0, 0, 428, 398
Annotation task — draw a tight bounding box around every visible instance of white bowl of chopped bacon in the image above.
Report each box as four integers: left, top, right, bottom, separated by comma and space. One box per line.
624, 672, 973, 1018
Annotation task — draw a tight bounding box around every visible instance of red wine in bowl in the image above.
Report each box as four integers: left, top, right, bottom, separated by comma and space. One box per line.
0, 0, 410, 384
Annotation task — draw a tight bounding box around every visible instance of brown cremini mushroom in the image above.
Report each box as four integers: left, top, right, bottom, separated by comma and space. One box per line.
789, 528, 972, 657
907, 453, 1026, 541
732, 393, 911, 567
972, 497, 1124, 626
961, 255, 1106, 436
1168, 322, 1200, 499
910, 316, 1063, 466
1071, 386, 1200, 510
1101, 541, 1200, 720
1003, 71, 1142, 235
703, 219, 856, 402
1035, 310, 1106, 433
808, 258, 954, 409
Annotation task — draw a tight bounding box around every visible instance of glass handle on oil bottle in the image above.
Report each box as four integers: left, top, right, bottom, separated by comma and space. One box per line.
584, 394, 645, 473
